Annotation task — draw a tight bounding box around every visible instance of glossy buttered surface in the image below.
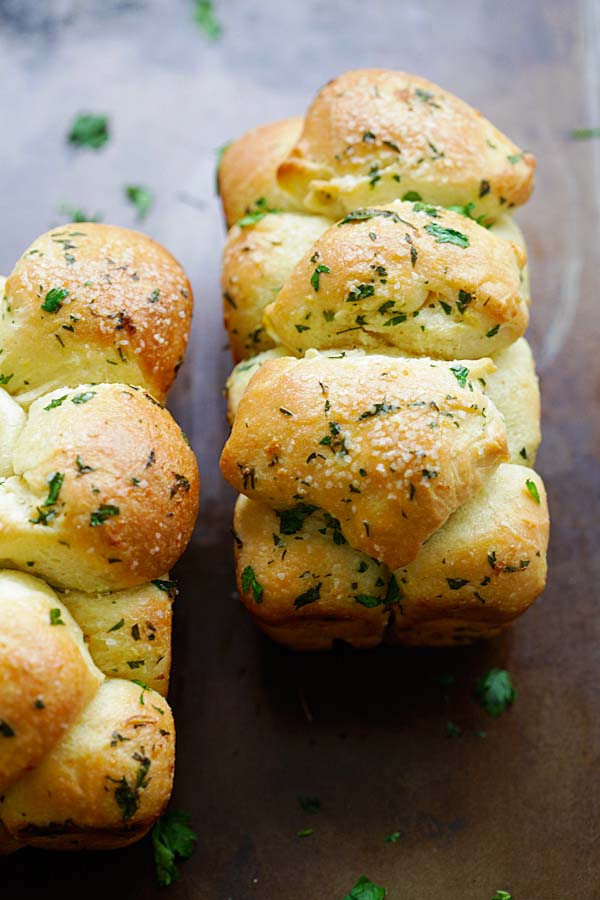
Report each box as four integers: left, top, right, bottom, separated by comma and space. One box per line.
1, 2, 597, 898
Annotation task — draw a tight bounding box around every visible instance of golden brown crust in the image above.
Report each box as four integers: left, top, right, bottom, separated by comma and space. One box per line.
0, 678, 174, 851
219, 118, 304, 227
0, 383, 199, 592
221, 353, 508, 570
3, 224, 193, 405
234, 495, 389, 650
389, 464, 549, 644
62, 580, 175, 695
225, 340, 541, 466
277, 69, 535, 220
222, 212, 330, 361
232, 464, 548, 649
0, 572, 101, 792
264, 201, 528, 359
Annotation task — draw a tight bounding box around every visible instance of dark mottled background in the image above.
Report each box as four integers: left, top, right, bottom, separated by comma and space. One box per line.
1, 1, 599, 897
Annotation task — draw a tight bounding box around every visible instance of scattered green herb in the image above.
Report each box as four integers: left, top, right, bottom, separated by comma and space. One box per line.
152, 809, 197, 887
41, 287, 69, 313
49, 607, 65, 626
342, 876, 387, 900
241, 565, 263, 604
68, 113, 109, 149
58, 203, 103, 223
194, 0, 222, 39
237, 196, 279, 227
124, 185, 154, 220
475, 668, 515, 719
90, 504, 120, 526
525, 479, 541, 505
311, 263, 331, 292
276, 504, 317, 535
425, 223, 469, 248
71, 390, 96, 404
294, 583, 321, 609
450, 364, 469, 388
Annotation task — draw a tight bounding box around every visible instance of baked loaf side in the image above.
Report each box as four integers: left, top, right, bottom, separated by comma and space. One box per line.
0, 571, 174, 851
218, 68, 548, 649
0, 224, 196, 851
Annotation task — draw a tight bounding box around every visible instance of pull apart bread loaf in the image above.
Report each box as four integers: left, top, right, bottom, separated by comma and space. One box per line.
0, 224, 199, 851
218, 69, 549, 650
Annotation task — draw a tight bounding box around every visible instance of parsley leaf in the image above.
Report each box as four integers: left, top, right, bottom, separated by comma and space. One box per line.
194, 0, 221, 40
68, 113, 109, 149
294, 583, 322, 609
342, 876, 387, 900
152, 579, 177, 594
525, 478, 541, 505
337, 208, 413, 228
276, 504, 317, 535
58, 203, 103, 223
424, 223, 469, 248
311, 263, 331, 292
152, 809, 197, 887
491, 892, 513, 900
570, 127, 600, 139
124, 185, 154, 220
0, 720, 15, 737
41, 287, 69, 313
49, 607, 65, 626
450, 364, 469, 388
357, 401, 399, 421
384, 831, 401, 843
475, 668, 515, 718
90, 504, 120, 526
447, 577, 468, 590
237, 197, 280, 227
241, 565, 263, 604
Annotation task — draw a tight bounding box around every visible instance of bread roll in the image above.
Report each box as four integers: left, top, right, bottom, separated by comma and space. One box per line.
2, 224, 192, 406
277, 69, 534, 220
221, 352, 508, 570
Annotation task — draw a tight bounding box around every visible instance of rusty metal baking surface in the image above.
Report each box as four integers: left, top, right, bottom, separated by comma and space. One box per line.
0, 1, 597, 897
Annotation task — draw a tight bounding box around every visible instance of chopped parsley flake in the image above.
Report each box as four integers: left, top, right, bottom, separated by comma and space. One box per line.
450, 364, 469, 388
68, 113, 109, 149
90, 504, 120, 526
124, 185, 154, 220
41, 287, 69, 313
276, 504, 317, 534
424, 223, 469, 248
525, 479, 541, 504
241, 565, 263, 604
311, 263, 331, 292
342, 876, 387, 900
237, 196, 279, 227
294, 583, 321, 609
49, 607, 65, 626
475, 668, 515, 718
152, 809, 197, 887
